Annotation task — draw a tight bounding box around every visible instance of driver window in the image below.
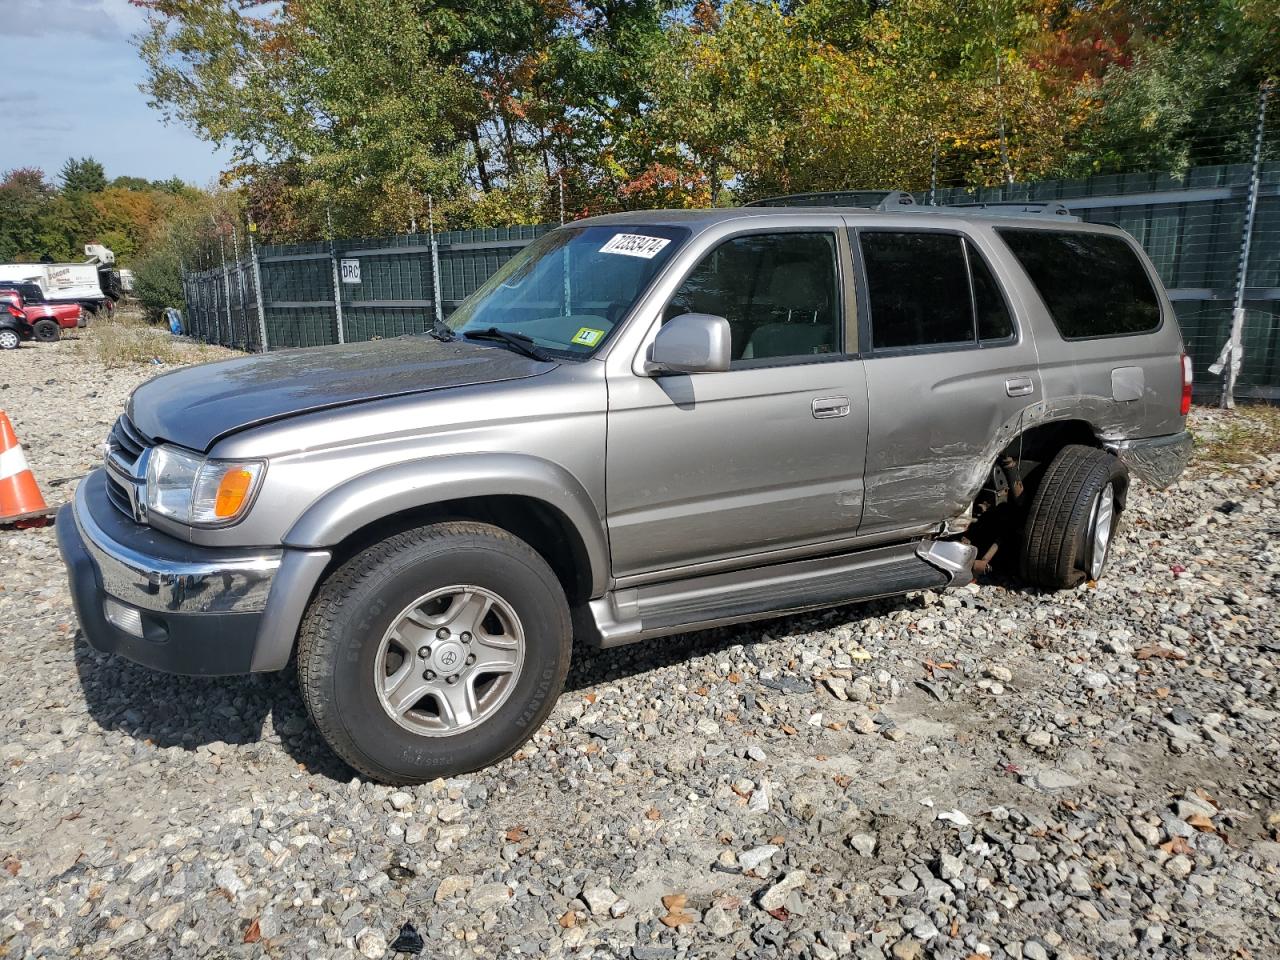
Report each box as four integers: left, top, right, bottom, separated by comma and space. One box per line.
664, 232, 840, 364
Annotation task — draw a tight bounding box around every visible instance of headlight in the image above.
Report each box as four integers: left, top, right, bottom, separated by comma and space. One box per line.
145, 445, 265, 526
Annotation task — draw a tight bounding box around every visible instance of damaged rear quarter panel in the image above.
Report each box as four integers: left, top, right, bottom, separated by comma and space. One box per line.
858, 219, 1186, 537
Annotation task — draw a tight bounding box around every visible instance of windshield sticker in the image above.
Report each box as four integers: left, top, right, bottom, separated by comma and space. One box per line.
571, 326, 605, 347
599, 233, 671, 259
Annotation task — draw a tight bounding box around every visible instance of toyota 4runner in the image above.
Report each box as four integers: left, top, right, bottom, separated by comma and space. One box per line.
57, 203, 1193, 784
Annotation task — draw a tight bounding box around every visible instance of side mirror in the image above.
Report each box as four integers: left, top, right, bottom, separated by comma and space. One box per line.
645, 313, 731, 375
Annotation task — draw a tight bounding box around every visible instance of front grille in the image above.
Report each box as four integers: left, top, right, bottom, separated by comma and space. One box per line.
109, 414, 148, 466
105, 474, 135, 516
104, 414, 152, 521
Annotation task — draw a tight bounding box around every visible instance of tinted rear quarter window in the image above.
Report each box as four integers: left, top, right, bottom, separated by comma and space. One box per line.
998, 229, 1160, 339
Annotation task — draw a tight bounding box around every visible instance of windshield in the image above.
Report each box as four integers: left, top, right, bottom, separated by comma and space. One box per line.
446, 224, 688, 358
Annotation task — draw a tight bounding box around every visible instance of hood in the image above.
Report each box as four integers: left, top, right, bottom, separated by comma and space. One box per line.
128, 335, 556, 451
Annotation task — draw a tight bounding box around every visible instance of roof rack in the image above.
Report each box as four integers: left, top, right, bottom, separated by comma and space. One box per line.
746, 189, 1080, 221
936, 199, 1078, 220
745, 190, 894, 209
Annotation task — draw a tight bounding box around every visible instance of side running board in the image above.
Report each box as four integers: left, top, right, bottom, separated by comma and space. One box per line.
586, 539, 976, 648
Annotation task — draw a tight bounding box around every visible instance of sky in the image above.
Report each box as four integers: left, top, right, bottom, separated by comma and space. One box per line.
0, 0, 232, 187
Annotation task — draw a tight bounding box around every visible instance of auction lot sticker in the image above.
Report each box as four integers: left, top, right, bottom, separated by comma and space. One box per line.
599, 233, 671, 259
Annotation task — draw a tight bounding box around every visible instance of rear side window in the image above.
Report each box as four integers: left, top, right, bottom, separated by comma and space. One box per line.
997, 229, 1160, 339
858, 231, 1015, 351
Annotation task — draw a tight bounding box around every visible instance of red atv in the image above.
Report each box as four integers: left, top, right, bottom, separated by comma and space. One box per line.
0, 282, 85, 342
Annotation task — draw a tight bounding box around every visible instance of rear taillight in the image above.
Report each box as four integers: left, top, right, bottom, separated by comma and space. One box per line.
5, 304, 23, 320
1180, 353, 1193, 416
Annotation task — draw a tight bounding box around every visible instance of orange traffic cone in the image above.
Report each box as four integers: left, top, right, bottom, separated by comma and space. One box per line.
0, 411, 53, 526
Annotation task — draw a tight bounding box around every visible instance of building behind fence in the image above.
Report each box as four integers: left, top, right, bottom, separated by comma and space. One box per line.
182, 160, 1280, 401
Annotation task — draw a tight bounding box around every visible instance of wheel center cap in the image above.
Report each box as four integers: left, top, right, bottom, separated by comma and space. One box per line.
431, 640, 465, 674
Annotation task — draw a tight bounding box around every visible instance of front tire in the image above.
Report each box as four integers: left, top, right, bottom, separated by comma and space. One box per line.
33, 319, 60, 342
296, 521, 572, 784
1019, 445, 1126, 590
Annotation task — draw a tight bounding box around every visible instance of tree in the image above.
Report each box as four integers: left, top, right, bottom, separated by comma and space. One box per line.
1047, 0, 1278, 176
0, 169, 58, 261
111, 175, 153, 191
133, 0, 1278, 235
134, 0, 667, 236
130, 186, 243, 319
632, 0, 1083, 199
60, 156, 107, 193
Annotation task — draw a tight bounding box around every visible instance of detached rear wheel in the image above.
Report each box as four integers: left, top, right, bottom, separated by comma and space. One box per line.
297, 521, 571, 784
1020, 445, 1127, 590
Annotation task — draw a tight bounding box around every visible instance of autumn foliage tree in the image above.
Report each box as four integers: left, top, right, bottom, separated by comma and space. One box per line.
131, 0, 1276, 233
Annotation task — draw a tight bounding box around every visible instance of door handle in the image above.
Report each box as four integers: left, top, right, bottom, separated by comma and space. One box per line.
1005, 376, 1035, 398
812, 396, 850, 419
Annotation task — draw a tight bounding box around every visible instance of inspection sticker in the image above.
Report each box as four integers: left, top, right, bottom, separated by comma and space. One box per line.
571, 326, 605, 346
599, 233, 671, 259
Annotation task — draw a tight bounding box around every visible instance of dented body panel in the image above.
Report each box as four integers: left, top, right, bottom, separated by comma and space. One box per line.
1104, 433, 1194, 489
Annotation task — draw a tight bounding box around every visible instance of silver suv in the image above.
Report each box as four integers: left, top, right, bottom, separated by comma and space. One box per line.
57, 205, 1193, 784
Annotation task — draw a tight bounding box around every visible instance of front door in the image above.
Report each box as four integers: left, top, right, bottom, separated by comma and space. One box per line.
851, 225, 1041, 536
605, 228, 869, 579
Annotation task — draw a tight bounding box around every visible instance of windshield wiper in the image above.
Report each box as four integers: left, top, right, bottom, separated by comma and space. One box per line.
462, 327, 552, 362
429, 316, 456, 342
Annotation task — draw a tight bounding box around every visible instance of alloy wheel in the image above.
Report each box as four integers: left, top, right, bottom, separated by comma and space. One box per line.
1087, 482, 1115, 580
373, 585, 525, 737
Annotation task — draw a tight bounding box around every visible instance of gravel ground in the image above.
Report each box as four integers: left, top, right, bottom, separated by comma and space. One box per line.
2, 329, 1279, 960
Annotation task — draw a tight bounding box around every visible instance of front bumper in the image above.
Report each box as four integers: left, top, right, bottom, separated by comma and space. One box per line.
57, 470, 329, 676
1103, 430, 1193, 490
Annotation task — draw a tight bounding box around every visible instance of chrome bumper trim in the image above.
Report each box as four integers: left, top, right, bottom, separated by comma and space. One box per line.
1104, 430, 1193, 490
73, 476, 282, 614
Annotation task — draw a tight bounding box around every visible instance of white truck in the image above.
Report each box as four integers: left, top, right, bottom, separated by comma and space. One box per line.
0, 245, 117, 313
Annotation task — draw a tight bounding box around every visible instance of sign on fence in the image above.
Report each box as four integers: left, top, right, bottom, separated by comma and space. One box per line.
340, 258, 361, 284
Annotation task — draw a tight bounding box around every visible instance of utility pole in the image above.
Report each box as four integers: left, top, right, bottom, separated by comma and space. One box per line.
1212, 83, 1270, 409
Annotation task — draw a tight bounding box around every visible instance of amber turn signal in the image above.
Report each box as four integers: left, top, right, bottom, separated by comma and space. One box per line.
215, 468, 255, 518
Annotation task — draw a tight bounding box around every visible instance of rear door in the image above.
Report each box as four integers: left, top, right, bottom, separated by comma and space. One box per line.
605, 224, 869, 578
851, 223, 1041, 536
